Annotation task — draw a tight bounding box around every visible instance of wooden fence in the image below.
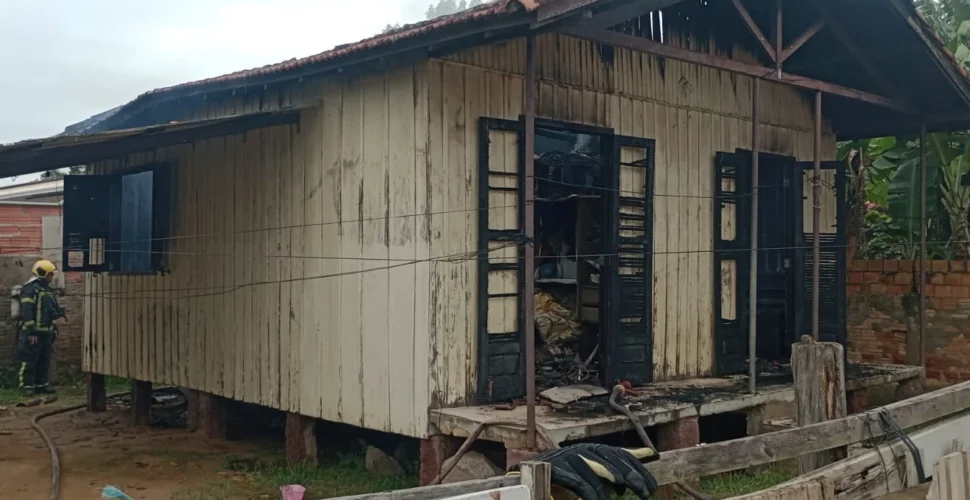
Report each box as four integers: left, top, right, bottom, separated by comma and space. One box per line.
327, 380, 970, 500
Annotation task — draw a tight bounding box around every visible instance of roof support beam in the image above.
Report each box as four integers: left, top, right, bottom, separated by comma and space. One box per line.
816, 5, 909, 106
533, 0, 680, 30
731, 0, 776, 62
557, 26, 911, 112
779, 19, 825, 63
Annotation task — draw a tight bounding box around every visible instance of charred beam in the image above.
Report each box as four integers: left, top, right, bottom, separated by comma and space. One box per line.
779, 20, 826, 63
731, 0, 776, 62
558, 26, 911, 112
536, 0, 681, 30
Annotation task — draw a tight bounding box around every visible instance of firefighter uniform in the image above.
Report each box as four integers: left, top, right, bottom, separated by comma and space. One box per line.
17, 260, 65, 395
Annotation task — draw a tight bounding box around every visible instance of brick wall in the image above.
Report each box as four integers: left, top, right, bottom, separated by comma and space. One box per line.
848, 260, 970, 383
0, 204, 84, 382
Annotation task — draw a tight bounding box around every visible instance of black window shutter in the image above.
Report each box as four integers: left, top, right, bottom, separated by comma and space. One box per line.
62, 175, 114, 273
151, 163, 175, 271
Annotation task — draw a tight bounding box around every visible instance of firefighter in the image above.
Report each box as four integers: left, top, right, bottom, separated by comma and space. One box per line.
17, 259, 65, 395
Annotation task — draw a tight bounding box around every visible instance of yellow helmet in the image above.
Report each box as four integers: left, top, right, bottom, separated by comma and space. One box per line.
32, 259, 57, 279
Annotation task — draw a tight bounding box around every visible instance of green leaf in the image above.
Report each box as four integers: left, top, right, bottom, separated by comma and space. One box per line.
955, 43, 970, 63
958, 19, 970, 36
887, 157, 940, 239
872, 155, 897, 171
867, 137, 897, 156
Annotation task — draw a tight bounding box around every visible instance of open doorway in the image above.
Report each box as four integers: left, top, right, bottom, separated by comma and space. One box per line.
476, 117, 655, 403
713, 150, 847, 377
532, 126, 608, 393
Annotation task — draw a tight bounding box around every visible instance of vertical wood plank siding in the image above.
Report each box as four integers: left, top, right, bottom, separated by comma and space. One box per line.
84, 31, 838, 438
443, 33, 836, 380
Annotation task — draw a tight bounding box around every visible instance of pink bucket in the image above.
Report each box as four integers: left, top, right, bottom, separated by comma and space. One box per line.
280, 485, 306, 500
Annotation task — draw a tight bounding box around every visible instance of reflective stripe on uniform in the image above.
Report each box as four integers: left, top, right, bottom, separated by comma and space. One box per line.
20, 297, 34, 303
18, 362, 26, 388
36, 291, 44, 326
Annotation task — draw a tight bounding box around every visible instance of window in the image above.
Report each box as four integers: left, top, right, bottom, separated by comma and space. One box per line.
63, 163, 175, 274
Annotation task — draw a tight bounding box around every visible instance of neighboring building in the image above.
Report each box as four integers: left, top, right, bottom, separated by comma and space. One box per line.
0, 181, 84, 379
0, 0, 967, 475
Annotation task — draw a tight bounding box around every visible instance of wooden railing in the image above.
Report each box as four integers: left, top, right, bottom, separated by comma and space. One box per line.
326, 380, 970, 500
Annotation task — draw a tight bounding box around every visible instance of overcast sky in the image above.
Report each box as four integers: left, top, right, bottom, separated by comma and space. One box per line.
0, 0, 432, 145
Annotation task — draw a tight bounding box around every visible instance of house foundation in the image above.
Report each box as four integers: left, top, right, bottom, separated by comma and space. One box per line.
419, 435, 462, 486
847, 389, 869, 414
197, 392, 228, 440
896, 378, 923, 401
285, 413, 318, 465
87, 373, 106, 413
131, 380, 152, 426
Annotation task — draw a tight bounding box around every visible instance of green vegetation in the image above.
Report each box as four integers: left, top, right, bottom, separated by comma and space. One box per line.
843, 0, 970, 260
173, 454, 417, 500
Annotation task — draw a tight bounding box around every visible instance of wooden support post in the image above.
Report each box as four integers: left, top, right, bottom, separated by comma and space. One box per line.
748, 77, 761, 394
746, 405, 766, 436
812, 90, 822, 340
198, 392, 228, 440
524, 32, 538, 451
520, 461, 552, 500
285, 412, 318, 466
86, 373, 106, 413
919, 123, 928, 368
131, 380, 152, 426
420, 435, 462, 486
792, 339, 847, 474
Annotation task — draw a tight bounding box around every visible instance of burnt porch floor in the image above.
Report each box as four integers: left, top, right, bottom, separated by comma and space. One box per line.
429, 363, 923, 448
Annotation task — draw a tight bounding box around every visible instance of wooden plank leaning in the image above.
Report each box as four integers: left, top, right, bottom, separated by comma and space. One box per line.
648, 379, 970, 485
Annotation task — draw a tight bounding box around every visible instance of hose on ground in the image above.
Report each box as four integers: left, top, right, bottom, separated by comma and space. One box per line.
32, 391, 133, 500
607, 385, 713, 500
430, 419, 560, 485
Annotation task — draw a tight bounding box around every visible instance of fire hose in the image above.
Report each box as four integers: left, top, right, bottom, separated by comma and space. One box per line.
607, 384, 713, 500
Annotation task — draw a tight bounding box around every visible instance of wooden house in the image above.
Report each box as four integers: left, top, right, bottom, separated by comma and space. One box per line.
0, 0, 965, 477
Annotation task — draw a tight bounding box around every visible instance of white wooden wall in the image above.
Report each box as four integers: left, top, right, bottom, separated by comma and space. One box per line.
443, 32, 837, 380
84, 30, 839, 439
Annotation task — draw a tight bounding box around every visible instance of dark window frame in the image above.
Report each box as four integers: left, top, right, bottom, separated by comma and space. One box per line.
62, 162, 175, 275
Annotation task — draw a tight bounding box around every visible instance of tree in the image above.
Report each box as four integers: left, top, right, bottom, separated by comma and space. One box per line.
40, 165, 85, 180
841, 0, 970, 259
382, 0, 484, 33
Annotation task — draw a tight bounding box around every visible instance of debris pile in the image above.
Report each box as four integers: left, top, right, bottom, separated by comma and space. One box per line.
534, 291, 599, 390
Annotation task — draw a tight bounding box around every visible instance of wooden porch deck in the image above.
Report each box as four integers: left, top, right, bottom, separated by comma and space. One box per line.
429, 363, 923, 447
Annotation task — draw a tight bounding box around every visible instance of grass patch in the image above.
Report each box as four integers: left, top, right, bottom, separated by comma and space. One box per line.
174, 453, 417, 500
699, 464, 797, 499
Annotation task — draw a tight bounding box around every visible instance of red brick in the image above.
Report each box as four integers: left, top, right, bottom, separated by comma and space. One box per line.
851, 260, 868, 271
936, 286, 953, 298
849, 272, 864, 284
945, 273, 964, 285
961, 274, 970, 286
883, 260, 900, 272
869, 284, 888, 295
506, 448, 540, 470
931, 273, 945, 285
847, 284, 861, 294
932, 260, 949, 272
894, 273, 913, 285
899, 260, 915, 272
951, 261, 967, 272
886, 285, 906, 295
420, 436, 462, 485
863, 272, 880, 284
954, 286, 970, 299
658, 416, 700, 451
867, 261, 884, 272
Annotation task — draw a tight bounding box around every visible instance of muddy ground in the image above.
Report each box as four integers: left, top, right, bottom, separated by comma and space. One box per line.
0, 399, 262, 499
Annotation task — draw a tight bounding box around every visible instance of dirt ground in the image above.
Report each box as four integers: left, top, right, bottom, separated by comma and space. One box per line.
0, 398, 266, 500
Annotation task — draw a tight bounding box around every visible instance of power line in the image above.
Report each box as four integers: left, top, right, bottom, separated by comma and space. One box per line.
57, 236, 953, 301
